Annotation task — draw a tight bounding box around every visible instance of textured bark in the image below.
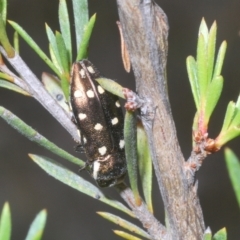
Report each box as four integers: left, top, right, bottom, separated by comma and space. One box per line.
117, 0, 205, 239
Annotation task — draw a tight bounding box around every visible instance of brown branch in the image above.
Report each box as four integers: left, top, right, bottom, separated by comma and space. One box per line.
117, 0, 205, 239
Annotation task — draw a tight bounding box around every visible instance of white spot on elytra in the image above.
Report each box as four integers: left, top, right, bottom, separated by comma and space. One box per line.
74, 90, 83, 98
83, 137, 87, 144
94, 123, 103, 131
79, 69, 86, 78
111, 117, 119, 125
78, 113, 87, 120
86, 90, 94, 98
97, 85, 105, 94
119, 139, 125, 149
115, 101, 120, 107
98, 146, 107, 156
92, 161, 101, 179
87, 66, 95, 74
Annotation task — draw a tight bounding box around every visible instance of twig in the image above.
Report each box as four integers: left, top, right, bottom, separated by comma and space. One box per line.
117, 183, 169, 240
117, 0, 205, 239
0, 64, 31, 92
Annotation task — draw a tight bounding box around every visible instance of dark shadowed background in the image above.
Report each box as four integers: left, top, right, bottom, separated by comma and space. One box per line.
1, 0, 240, 239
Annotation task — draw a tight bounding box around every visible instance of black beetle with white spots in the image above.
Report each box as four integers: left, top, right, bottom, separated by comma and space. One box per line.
70, 60, 126, 187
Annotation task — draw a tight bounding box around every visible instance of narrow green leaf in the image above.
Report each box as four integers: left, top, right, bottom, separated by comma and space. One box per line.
58, 0, 72, 63
124, 111, 141, 206
72, 0, 88, 51
213, 227, 227, 240
0, 79, 30, 96
213, 41, 227, 79
0, 0, 7, 24
0, 16, 14, 57
235, 94, 240, 110
45, 24, 63, 73
204, 75, 223, 123
225, 148, 240, 208
199, 18, 209, 43
13, 31, 19, 54
49, 44, 62, 74
25, 210, 47, 240
97, 212, 151, 239
0, 202, 11, 240
0, 72, 13, 82
8, 21, 60, 77
216, 126, 240, 147
113, 230, 142, 240
41, 72, 69, 112
207, 21, 217, 82
96, 78, 125, 99
0, 106, 83, 166
197, 33, 208, 98
30, 155, 134, 217
55, 31, 70, 74
186, 56, 200, 109
220, 101, 236, 133
229, 108, 240, 128
203, 227, 212, 240
137, 121, 153, 213
76, 13, 96, 61
59, 74, 70, 100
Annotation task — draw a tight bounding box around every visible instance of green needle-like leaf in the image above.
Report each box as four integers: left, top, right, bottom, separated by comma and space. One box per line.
45, 24, 63, 73
197, 33, 208, 99
58, 0, 72, 63
25, 210, 47, 240
213, 227, 227, 240
213, 41, 227, 79
0, 106, 83, 166
0, 16, 14, 57
55, 31, 70, 74
13, 31, 19, 54
96, 78, 125, 99
30, 155, 134, 217
0, 72, 13, 82
59, 74, 70, 100
205, 75, 223, 123
97, 212, 151, 239
49, 44, 62, 74
76, 13, 96, 61
137, 121, 153, 213
235, 95, 240, 109
113, 230, 142, 240
225, 148, 240, 208
0, 0, 7, 24
0, 79, 30, 96
199, 18, 209, 42
72, 0, 89, 52
72, 0, 88, 52
0, 202, 11, 240
229, 108, 240, 128
207, 21, 217, 82
186, 56, 200, 109
216, 126, 240, 147
124, 111, 141, 206
220, 101, 236, 133
8, 21, 60, 76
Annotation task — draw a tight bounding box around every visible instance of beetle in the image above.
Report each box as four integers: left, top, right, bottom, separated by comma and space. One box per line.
70, 60, 126, 187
